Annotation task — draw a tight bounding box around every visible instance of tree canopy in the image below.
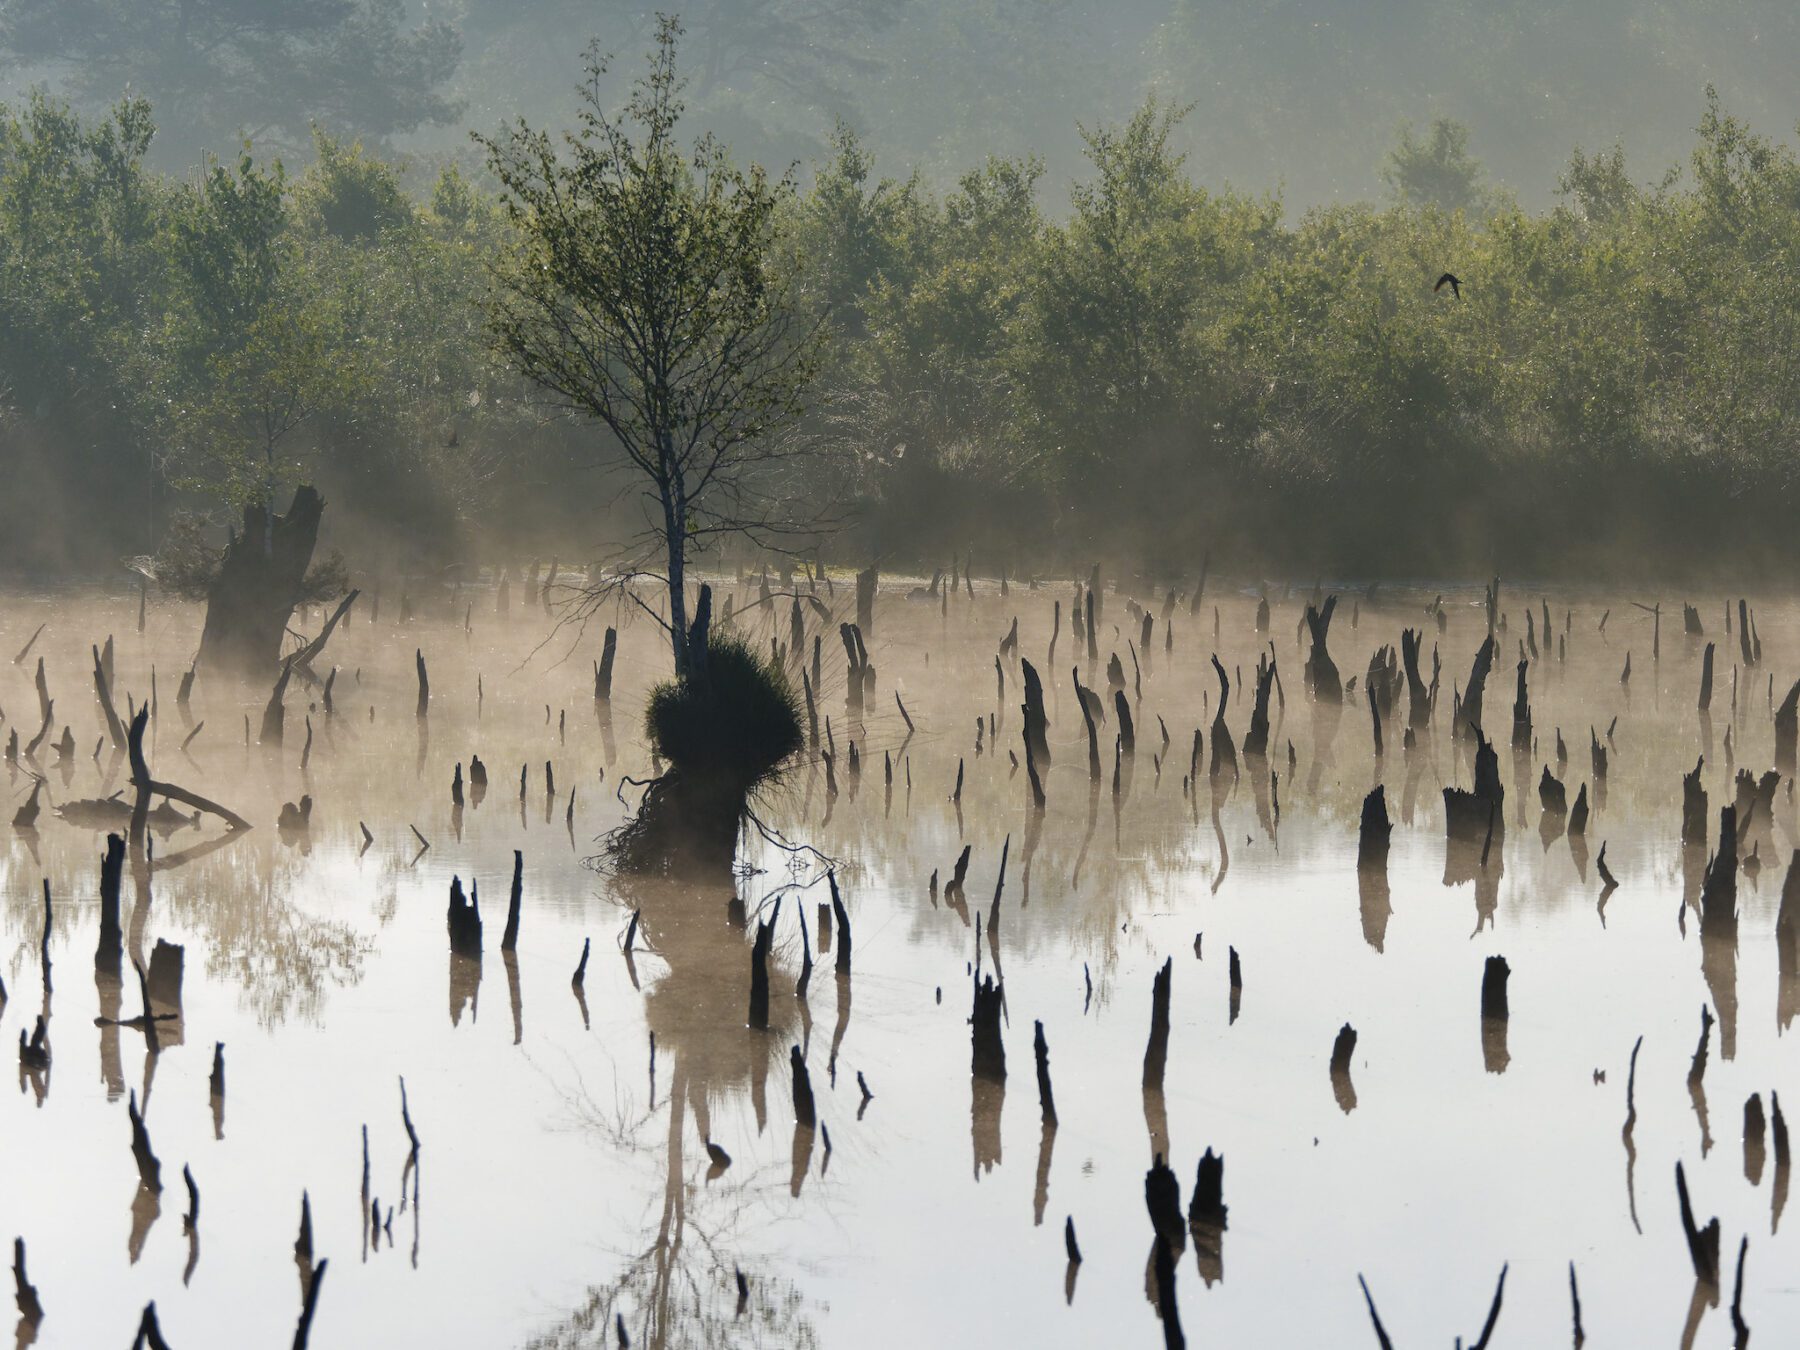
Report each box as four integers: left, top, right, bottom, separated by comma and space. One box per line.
0, 0, 461, 159
479, 19, 824, 672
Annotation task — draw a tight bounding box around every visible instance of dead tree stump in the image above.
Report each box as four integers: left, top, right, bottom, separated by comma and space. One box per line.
198, 487, 325, 677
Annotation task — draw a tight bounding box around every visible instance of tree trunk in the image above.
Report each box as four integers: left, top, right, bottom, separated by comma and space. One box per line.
198, 487, 324, 678
664, 475, 690, 679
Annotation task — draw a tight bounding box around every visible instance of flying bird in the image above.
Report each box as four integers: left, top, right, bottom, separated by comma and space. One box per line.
1434, 272, 1462, 299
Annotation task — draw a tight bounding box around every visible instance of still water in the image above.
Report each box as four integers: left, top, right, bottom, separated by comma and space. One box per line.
0, 577, 1790, 1346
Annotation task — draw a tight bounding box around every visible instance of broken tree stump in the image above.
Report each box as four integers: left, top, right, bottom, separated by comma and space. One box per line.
197, 486, 326, 676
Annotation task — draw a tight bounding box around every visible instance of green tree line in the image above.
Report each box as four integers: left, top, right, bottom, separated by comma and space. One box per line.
4, 82, 1800, 577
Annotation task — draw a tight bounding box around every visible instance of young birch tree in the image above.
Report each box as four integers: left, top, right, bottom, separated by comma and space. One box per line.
478, 16, 822, 679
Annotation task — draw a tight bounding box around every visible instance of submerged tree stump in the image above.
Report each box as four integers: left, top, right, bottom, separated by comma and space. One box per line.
1302, 597, 1341, 702
197, 487, 326, 677
1457, 637, 1497, 740
971, 974, 1006, 1081
1358, 786, 1391, 869
1682, 759, 1709, 847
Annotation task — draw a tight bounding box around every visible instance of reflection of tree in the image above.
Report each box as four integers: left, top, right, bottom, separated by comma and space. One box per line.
527, 876, 821, 1350
150, 836, 370, 1028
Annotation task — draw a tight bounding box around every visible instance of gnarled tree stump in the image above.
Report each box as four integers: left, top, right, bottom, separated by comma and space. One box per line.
198, 487, 325, 677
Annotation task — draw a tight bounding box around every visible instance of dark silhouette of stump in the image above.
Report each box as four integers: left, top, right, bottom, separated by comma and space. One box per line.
1302, 596, 1341, 702
197, 486, 325, 676
1401, 628, 1431, 730
1115, 690, 1136, 757
1481, 956, 1510, 1074
1676, 1161, 1720, 1285
1681, 758, 1710, 846
1188, 1148, 1226, 1286
1538, 766, 1566, 815
446, 877, 482, 957
1034, 1020, 1057, 1126
1243, 653, 1275, 757
1444, 731, 1504, 841
1145, 1154, 1184, 1253
594, 628, 618, 703
790, 1046, 816, 1128
96, 832, 124, 970
1777, 678, 1800, 777
830, 872, 851, 974
748, 902, 778, 1030
1142, 958, 1172, 1090
1457, 636, 1497, 740
1021, 659, 1053, 768
1189, 1150, 1226, 1228
1510, 658, 1531, 751
502, 851, 523, 950
1701, 807, 1738, 939
1209, 657, 1237, 780
1358, 786, 1391, 869
972, 974, 1006, 1081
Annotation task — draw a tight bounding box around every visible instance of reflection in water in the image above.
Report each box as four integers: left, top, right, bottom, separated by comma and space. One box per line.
1330, 1024, 1358, 1114
9, 580, 1800, 1345
526, 868, 823, 1348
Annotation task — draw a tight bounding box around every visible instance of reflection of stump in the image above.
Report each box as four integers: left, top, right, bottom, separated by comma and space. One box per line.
198, 487, 325, 676
1329, 1024, 1358, 1113
1778, 854, 1800, 1033
971, 1074, 1004, 1178
1357, 864, 1392, 953
610, 771, 747, 877
1481, 1016, 1510, 1074
448, 952, 481, 1027
610, 610, 801, 877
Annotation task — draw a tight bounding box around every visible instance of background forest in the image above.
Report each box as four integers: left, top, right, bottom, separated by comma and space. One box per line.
4, 1, 1800, 579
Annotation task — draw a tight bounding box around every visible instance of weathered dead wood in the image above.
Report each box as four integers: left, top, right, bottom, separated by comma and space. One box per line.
199, 486, 325, 675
